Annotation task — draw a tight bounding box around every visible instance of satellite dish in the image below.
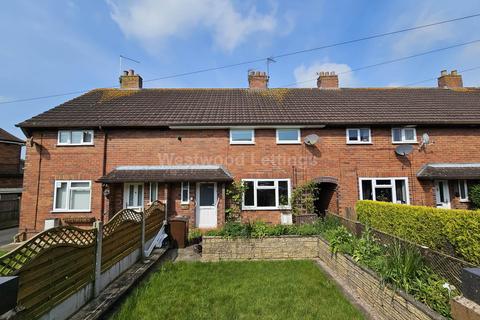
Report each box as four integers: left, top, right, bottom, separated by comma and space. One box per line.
420, 133, 430, 146
395, 144, 413, 156
304, 134, 319, 146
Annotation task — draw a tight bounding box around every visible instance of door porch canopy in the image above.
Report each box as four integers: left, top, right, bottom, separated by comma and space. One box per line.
417, 163, 480, 180
97, 165, 234, 183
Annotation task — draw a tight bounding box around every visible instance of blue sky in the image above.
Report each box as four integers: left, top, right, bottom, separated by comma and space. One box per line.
2, 0, 480, 139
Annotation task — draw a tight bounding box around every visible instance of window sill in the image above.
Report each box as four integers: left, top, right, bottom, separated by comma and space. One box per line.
392, 141, 418, 145
242, 207, 291, 211
276, 142, 301, 145
346, 142, 372, 145
459, 199, 470, 203
56, 144, 95, 147
51, 210, 92, 213
230, 142, 255, 145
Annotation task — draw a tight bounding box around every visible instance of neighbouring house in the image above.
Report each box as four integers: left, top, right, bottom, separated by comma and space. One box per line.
0, 128, 24, 228
15, 68, 480, 239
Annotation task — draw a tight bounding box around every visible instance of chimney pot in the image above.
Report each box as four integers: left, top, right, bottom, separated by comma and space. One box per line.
248, 69, 269, 89
119, 69, 143, 89
438, 69, 463, 89
317, 70, 339, 89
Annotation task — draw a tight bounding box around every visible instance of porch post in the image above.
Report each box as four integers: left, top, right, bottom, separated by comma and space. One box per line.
140, 210, 146, 261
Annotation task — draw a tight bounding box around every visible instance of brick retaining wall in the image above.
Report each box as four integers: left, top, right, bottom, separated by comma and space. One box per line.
202, 236, 445, 320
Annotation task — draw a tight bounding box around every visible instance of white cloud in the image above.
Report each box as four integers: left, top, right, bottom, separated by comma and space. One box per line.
293, 61, 355, 88
107, 0, 279, 52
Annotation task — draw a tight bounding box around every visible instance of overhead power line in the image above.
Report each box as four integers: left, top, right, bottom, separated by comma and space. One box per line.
404, 65, 480, 86
278, 39, 480, 87
1, 12, 480, 105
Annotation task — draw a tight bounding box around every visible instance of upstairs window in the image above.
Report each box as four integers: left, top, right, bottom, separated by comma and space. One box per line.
54, 180, 91, 212
276, 129, 301, 144
359, 177, 409, 204
346, 128, 371, 144
58, 130, 94, 146
230, 129, 254, 144
242, 179, 290, 209
392, 127, 416, 144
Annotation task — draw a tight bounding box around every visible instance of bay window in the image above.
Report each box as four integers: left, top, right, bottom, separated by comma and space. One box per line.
242, 179, 291, 209
54, 180, 91, 212
359, 178, 409, 204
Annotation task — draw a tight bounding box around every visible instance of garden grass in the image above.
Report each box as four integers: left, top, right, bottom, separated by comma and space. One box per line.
112, 260, 364, 320
0, 250, 6, 257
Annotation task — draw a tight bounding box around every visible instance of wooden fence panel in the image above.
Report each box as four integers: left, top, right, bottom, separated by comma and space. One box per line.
0, 226, 96, 319
0, 201, 165, 319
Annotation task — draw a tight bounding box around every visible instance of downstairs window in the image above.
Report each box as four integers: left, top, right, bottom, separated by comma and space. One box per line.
242, 179, 290, 210
359, 178, 409, 204
54, 180, 91, 211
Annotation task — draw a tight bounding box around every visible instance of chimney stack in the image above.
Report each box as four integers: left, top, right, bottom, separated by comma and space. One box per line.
248, 70, 269, 89
317, 71, 339, 89
437, 70, 463, 89
119, 69, 143, 89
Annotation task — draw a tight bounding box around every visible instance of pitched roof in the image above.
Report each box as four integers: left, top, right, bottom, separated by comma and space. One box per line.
17, 87, 480, 130
97, 165, 233, 183
417, 163, 480, 179
0, 128, 24, 144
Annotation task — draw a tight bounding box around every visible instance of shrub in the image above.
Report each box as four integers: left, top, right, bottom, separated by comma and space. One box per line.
290, 181, 317, 216
469, 184, 480, 209
225, 181, 247, 222
188, 228, 203, 241
356, 200, 480, 264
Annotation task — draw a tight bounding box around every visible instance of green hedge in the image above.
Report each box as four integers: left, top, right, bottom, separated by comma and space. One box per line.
356, 200, 480, 265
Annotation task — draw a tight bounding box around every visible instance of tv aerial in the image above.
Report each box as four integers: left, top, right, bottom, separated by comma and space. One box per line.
304, 134, 320, 146
395, 144, 413, 156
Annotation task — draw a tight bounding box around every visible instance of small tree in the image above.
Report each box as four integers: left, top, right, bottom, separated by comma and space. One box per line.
469, 184, 480, 209
225, 181, 247, 222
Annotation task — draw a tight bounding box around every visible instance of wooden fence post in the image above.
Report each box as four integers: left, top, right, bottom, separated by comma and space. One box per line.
141, 210, 146, 261
93, 221, 103, 298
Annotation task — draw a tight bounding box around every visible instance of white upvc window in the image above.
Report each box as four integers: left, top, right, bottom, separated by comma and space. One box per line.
391, 127, 417, 144
276, 129, 301, 144
458, 180, 469, 202
346, 128, 371, 144
359, 177, 409, 204
230, 129, 255, 144
53, 180, 91, 212
149, 182, 158, 202
242, 179, 291, 210
58, 130, 94, 146
181, 182, 190, 204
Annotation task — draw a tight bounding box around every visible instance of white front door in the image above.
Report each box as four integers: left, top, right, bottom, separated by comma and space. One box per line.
124, 183, 144, 211
435, 180, 451, 209
196, 182, 217, 228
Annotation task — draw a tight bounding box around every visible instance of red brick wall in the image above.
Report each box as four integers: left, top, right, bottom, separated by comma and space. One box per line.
19, 126, 480, 235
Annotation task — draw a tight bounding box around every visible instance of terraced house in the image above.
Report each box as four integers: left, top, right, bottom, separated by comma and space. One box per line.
16, 69, 480, 239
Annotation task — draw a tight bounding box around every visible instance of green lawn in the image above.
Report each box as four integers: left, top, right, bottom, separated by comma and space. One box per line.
112, 260, 364, 320
0, 250, 6, 257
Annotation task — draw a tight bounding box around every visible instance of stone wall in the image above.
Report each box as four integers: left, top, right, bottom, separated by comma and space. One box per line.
202, 236, 318, 261
202, 235, 445, 320
317, 238, 444, 320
